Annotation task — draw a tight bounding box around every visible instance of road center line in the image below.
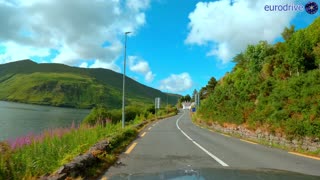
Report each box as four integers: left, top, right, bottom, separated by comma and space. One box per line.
140, 132, 146, 137
148, 127, 152, 130
240, 139, 257, 145
221, 133, 231, 137
125, 142, 137, 154
176, 111, 229, 167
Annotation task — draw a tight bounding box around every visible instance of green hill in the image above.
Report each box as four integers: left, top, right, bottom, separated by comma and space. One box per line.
198, 17, 320, 139
0, 60, 180, 109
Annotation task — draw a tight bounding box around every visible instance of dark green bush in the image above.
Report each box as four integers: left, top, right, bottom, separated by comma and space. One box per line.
82, 105, 110, 125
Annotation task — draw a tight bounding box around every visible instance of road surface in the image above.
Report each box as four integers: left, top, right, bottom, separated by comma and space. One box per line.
101, 110, 320, 178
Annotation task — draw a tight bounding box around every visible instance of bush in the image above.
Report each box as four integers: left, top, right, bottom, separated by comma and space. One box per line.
82, 105, 110, 126
125, 106, 143, 122
109, 109, 122, 123
145, 105, 155, 115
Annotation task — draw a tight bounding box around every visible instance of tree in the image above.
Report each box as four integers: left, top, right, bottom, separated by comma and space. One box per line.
191, 89, 198, 101
199, 86, 207, 100
232, 53, 246, 68
198, 77, 217, 99
82, 105, 110, 126
206, 77, 217, 95
285, 30, 315, 76
313, 43, 320, 69
281, 25, 295, 41
184, 94, 191, 102
244, 41, 273, 73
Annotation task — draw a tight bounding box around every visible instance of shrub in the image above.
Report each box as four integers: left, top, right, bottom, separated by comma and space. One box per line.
82, 105, 110, 126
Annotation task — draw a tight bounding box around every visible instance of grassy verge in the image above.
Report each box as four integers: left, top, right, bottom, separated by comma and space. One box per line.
0, 123, 126, 179
191, 113, 320, 157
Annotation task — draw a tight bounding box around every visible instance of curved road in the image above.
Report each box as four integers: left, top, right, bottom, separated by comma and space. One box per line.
101, 110, 320, 178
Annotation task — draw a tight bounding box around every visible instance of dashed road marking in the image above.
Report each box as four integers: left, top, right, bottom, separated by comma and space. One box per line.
140, 132, 147, 137
221, 133, 231, 137
125, 142, 137, 154
240, 139, 257, 145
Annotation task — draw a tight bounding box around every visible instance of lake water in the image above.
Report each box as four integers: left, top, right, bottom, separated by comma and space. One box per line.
0, 101, 90, 141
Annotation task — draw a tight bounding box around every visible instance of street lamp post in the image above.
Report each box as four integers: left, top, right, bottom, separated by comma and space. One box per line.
122, 31, 131, 128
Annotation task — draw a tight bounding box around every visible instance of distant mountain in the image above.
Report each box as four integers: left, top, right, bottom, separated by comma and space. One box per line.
0, 60, 180, 109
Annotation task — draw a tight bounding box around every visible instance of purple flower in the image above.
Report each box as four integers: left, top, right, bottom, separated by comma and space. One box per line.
7, 123, 80, 150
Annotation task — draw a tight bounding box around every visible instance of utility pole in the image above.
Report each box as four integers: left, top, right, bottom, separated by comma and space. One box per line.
122, 31, 131, 128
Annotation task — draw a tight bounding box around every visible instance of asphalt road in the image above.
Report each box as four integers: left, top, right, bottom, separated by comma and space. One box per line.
101, 110, 320, 178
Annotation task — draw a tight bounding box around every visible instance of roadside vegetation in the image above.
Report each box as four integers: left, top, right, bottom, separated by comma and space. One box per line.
197, 17, 320, 139
0, 104, 178, 179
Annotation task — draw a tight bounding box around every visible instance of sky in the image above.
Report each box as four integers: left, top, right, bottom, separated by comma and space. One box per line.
0, 0, 319, 95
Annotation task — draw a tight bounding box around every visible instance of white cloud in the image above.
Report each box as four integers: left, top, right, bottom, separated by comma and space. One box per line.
129, 56, 150, 74
128, 56, 155, 82
145, 71, 155, 82
126, 0, 150, 12
79, 62, 88, 68
185, 0, 296, 63
90, 60, 120, 72
160, 73, 193, 93
0, 42, 50, 64
0, 0, 150, 70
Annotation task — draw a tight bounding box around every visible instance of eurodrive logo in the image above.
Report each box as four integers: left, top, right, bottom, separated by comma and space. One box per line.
264, 1, 318, 14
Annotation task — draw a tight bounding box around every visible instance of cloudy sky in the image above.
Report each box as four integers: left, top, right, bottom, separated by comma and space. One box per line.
0, 0, 319, 95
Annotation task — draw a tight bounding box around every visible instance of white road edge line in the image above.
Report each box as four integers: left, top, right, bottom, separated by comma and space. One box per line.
176, 111, 229, 167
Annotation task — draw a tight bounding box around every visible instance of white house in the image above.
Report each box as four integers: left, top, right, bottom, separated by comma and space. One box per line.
182, 102, 192, 110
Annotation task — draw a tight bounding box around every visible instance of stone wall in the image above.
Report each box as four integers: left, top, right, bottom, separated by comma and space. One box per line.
205, 121, 320, 154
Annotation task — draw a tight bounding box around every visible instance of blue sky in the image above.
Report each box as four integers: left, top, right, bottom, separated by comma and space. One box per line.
0, 0, 319, 96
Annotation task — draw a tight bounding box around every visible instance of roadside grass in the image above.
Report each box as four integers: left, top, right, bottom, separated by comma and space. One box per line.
191, 113, 320, 158
0, 107, 178, 179
0, 122, 130, 179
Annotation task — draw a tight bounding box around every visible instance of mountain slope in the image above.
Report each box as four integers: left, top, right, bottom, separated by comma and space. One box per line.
0, 60, 180, 109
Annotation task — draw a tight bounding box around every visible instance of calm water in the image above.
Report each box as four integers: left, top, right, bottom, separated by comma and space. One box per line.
0, 101, 90, 141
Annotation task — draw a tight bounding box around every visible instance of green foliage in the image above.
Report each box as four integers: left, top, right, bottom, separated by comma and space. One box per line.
281, 25, 295, 41
83, 105, 111, 125
178, 94, 192, 107
125, 106, 144, 122
184, 94, 191, 102
313, 43, 320, 69
198, 17, 320, 139
191, 89, 198, 101
83, 105, 146, 125
199, 77, 218, 99
0, 123, 124, 179
165, 104, 179, 115
145, 105, 156, 115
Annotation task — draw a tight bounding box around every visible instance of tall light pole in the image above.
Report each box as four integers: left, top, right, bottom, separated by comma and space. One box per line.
122, 31, 131, 128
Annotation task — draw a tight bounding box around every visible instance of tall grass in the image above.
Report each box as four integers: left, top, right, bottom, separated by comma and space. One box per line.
0, 122, 125, 179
